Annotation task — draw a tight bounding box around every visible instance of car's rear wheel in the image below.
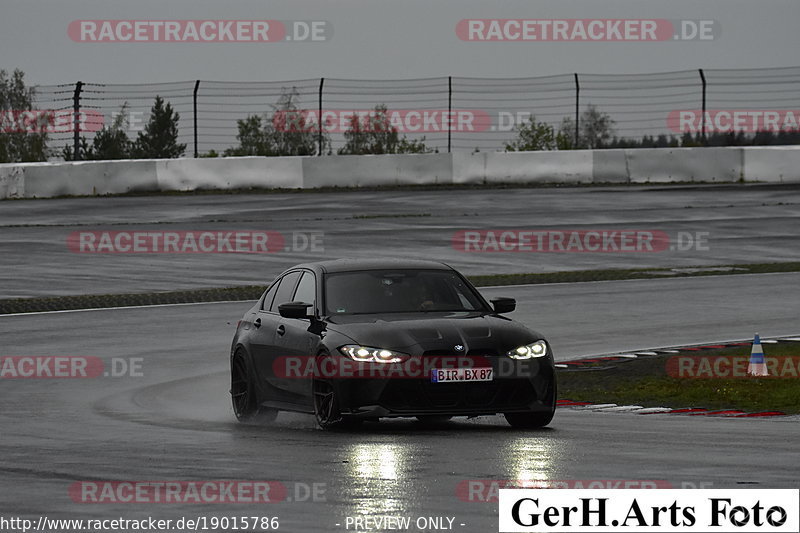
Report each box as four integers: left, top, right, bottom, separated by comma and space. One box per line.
312, 354, 361, 430
230, 349, 277, 423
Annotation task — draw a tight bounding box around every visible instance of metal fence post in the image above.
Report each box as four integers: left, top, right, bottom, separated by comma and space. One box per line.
448, 76, 452, 153
699, 69, 707, 146
72, 81, 83, 160
318, 78, 325, 156
574, 73, 580, 149
193, 80, 200, 158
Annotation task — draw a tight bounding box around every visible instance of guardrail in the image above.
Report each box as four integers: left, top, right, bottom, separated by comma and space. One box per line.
1, 146, 799, 199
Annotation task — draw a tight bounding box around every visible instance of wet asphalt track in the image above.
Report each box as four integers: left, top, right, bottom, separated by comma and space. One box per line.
1, 183, 799, 299
0, 186, 798, 531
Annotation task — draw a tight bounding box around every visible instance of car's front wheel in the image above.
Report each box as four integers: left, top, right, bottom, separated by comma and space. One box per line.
504, 410, 553, 428
505, 381, 556, 428
312, 354, 361, 430
230, 349, 277, 423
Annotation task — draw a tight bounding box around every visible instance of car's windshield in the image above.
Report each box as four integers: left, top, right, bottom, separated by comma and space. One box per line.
324, 269, 486, 315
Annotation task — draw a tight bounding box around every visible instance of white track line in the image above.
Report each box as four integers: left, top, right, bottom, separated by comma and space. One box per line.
3, 270, 799, 317
0, 299, 257, 317
565, 334, 800, 362
477, 270, 800, 291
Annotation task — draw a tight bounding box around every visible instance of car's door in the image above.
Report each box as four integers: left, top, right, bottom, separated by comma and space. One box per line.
272, 270, 320, 404
246, 281, 279, 383
250, 270, 301, 399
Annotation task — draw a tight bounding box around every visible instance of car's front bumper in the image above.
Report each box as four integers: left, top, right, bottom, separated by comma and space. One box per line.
334, 357, 555, 418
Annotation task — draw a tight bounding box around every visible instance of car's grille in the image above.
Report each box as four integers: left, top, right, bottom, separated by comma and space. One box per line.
376, 349, 544, 413
421, 349, 499, 357
422, 350, 458, 357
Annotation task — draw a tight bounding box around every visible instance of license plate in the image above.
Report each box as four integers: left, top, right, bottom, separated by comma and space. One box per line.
430, 368, 493, 383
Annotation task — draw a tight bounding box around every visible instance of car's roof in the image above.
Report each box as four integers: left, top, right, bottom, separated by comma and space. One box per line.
293, 258, 454, 274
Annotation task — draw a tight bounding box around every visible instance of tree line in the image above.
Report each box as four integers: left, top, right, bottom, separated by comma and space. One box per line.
2, 68, 799, 163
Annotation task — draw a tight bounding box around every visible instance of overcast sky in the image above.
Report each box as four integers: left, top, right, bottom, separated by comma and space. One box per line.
2, 0, 799, 85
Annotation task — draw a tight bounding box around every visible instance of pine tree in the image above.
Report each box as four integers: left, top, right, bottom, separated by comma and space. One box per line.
131, 96, 186, 158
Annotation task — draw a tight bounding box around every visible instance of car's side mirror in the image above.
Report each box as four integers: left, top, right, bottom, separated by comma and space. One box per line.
491, 297, 516, 314
278, 301, 314, 319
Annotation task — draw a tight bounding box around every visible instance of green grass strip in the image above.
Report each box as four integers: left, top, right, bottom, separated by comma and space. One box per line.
558, 343, 800, 414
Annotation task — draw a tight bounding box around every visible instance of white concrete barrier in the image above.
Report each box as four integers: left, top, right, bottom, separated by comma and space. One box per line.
451, 152, 486, 184
625, 147, 742, 183
156, 157, 303, 190
0, 165, 24, 198
742, 146, 800, 183
302, 153, 452, 188
484, 151, 593, 184
0, 159, 159, 198
1, 146, 799, 199
592, 150, 629, 183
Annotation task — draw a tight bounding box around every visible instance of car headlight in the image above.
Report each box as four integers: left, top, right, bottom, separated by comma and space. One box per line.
506, 340, 548, 359
339, 345, 407, 363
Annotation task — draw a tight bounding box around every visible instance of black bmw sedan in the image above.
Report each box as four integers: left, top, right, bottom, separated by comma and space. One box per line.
229, 259, 556, 429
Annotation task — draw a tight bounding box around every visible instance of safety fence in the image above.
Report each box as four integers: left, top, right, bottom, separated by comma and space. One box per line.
24, 66, 800, 158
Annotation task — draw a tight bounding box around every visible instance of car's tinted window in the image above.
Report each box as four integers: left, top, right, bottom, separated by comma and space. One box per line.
324, 269, 485, 315
293, 272, 316, 309
270, 271, 301, 312
260, 281, 280, 311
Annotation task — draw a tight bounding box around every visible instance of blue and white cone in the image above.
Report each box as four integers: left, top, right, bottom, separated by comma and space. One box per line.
747, 333, 768, 377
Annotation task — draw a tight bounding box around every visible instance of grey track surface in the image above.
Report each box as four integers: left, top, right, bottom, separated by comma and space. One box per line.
1, 184, 799, 299
1, 187, 798, 529
1, 277, 798, 529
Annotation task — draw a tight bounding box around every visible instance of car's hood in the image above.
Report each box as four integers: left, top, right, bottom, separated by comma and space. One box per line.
324, 312, 543, 354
